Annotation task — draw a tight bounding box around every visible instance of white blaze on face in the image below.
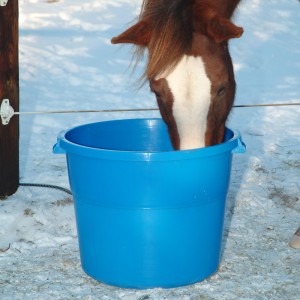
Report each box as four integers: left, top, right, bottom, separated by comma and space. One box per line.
164, 55, 211, 150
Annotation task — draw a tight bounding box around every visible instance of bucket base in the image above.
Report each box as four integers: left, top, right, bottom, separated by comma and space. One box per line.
75, 199, 225, 289
82, 268, 219, 289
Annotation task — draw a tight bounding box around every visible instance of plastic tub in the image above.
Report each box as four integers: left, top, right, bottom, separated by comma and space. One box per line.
53, 118, 245, 289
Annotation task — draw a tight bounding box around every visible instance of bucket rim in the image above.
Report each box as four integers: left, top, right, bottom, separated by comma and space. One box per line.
54, 118, 243, 161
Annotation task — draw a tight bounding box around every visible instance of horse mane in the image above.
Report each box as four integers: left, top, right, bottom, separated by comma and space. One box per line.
135, 0, 241, 81
136, 0, 193, 81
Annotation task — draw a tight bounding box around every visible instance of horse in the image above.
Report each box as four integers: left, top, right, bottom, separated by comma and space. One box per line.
111, 0, 243, 150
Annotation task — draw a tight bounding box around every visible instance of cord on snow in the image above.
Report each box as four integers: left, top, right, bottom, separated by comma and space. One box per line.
19, 183, 72, 195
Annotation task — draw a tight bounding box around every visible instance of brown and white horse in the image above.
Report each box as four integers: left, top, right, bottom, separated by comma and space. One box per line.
112, 0, 243, 150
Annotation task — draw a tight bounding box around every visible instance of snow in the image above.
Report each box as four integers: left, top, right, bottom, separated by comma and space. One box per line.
1, 0, 300, 299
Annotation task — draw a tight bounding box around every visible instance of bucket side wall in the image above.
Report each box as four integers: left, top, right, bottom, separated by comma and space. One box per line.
66, 152, 233, 208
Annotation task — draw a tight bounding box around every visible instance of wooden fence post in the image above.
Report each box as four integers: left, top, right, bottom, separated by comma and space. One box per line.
0, 0, 19, 197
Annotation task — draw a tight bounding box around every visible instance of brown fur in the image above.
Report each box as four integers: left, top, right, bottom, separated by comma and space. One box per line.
150, 78, 180, 149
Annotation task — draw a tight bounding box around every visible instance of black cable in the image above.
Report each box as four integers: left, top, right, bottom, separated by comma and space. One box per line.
19, 183, 72, 195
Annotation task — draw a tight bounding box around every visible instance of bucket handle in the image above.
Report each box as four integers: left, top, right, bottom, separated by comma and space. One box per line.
53, 130, 67, 154
232, 134, 246, 154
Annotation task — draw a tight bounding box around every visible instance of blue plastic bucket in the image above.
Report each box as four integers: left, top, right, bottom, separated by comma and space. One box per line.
53, 118, 245, 289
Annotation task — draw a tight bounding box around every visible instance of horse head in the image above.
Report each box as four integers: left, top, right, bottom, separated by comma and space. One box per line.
112, 0, 243, 150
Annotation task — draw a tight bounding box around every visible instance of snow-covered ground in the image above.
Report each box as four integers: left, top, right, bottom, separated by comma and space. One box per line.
1, 0, 300, 299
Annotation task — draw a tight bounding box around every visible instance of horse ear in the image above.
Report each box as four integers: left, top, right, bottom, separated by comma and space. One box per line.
207, 16, 243, 43
193, 3, 243, 43
111, 20, 151, 46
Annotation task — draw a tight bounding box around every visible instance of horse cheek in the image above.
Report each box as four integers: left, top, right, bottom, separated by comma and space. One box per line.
156, 95, 180, 150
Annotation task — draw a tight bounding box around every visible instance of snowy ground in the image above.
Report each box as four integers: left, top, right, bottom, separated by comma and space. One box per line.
1, 0, 300, 299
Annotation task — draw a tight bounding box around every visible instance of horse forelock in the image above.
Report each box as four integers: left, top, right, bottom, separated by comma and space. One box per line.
136, 0, 193, 81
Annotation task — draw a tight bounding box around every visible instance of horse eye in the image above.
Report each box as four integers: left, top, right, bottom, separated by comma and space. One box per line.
153, 91, 160, 98
217, 86, 226, 96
